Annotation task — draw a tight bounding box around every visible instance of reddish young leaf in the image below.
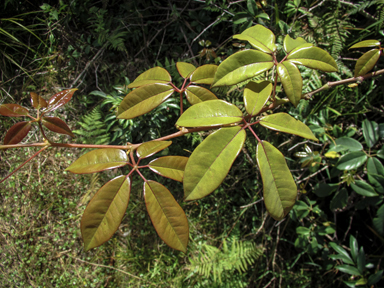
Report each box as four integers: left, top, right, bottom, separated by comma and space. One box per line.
0, 104, 29, 117
42, 116, 75, 137
4, 121, 32, 144
30, 92, 48, 109
47, 88, 78, 112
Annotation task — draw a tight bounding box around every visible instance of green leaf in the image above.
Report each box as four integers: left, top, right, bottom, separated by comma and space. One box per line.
329, 242, 355, 265
244, 80, 272, 116
30, 92, 47, 109
277, 61, 303, 107
185, 85, 218, 105
81, 176, 131, 251
212, 50, 273, 87
256, 141, 297, 220
367, 270, 383, 286
296, 226, 310, 235
118, 83, 174, 119
356, 247, 365, 275
184, 126, 246, 201
4, 121, 32, 145
42, 116, 75, 137
328, 137, 363, 152
190, 64, 218, 85
0, 104, 29, 117
136, 141, 172, 159
349, 40, 381, 49
351, 180, 378, 197
349, 235, 358, 263
330, 189, 348, 210
128, 67, 171, 88
144, 180, 189, 252
283, 35, 308, 54
233, 24, 276, 53
377, 146, 384, 160
336, 151, 367, 170
314, 183, 338, 197
287, 45, 338, 72
66, 149, 129, 174
354, 49, 381, 77
367, 157, 384, 176
362, 119, 379, 148
259, 113, 318, 141
373, 204, 384, 236
149, 156, 188, 182
176, 100, 243, 128
336, 265, 362, 276
176, 62, 196, 78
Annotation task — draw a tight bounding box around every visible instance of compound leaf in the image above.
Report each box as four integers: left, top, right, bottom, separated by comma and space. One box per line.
287, 45, 338, 72
81, 175, 131, 251
277, 61, 303, 107
149, 156, 188, 182
190, 64, 218, 84
184, 126, 246, 201
212, 50, 273, 87
176, 100, 243, 128
259, 113, 318, 140
128, 67, 171, 88
136, 141, 172, 159
244, 80, 272, 116
0, 104, 29, 117
4, 121, 31, 144
66, 149, 129, 174
176, 62, 196, 78
354, 49, 381, 77
144, 180, 189, 252
118, 83, 174, 119
42, 116, 74, 137
256, 141, 297, 220
233, 24, 276, 53
185, 85, 218, 105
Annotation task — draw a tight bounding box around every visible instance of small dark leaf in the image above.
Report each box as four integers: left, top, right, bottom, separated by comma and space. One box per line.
0, 104, 29, 117
4, 121, 32, 144
30, 92, 48, 109
47, 88, 78, 112
42, 116, 75, 137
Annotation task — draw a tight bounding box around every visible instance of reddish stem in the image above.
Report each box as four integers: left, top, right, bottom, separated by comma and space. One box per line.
136, 169, 147, 182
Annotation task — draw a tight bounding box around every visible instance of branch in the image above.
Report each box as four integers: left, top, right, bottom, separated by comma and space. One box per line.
303, 68, 384, 99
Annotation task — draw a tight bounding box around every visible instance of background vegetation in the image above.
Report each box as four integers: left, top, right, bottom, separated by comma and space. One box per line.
1, 0, 383, 287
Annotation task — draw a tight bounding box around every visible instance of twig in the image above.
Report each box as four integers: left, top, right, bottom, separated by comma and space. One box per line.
297, 166, 329, 184
180, 26, 198, 66
262, 277, 276, 288
240, 197, 264, 208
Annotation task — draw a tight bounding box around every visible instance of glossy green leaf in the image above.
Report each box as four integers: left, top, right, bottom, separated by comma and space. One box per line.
367, 157, 384, 176
4, 121, 31, 145
354, 49, 381, 77
336, 151, 367, 171
259, 113, 318, 141
149, 156, 188, 182
190, 64, 218, 84
144, 180, 189, 252
136, 141, 172, 158
244, 80, 272, 116
329, 242, 354, 265
233, 24, 276, 53
66, 148, 129, 174
349, 40, 381, 49
185, 85, 218, 105
30, 92, 47, 109
328, 137, 363, 152
184, 126, 246, 201
277, 61, 303, 107
256, 141, 297, 220
362, 119, 379, 148
283, 35, 308, 54
351, 180, 378, 197
176, 62, 196, 78
373, 204, 384, 236
349, 235, 358, 263
367, 270, 383, 286
357, 247, 365, 275
336, 265, 362, 276
176, 100, 243, 128
287, 45, 338, 72
42, 116, 74, 137
212, 50, 273, 87
0, 104, 29, 117
118, 83, 174, 119
128, 67, 171, 88
47, 88, 78, 112
81, 176, 131, 251
377, 146, 384, 160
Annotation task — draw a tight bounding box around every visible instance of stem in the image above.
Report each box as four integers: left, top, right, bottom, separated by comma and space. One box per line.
136, 169, 147, 182
0, 146, 49, 184
38, 121, 51, 143
248, 125, 261, 142
180, 91, 184, 115
271, 68, 279, 102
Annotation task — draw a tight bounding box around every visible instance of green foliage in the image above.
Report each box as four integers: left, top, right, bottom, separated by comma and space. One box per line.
187, 238, 263, 283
